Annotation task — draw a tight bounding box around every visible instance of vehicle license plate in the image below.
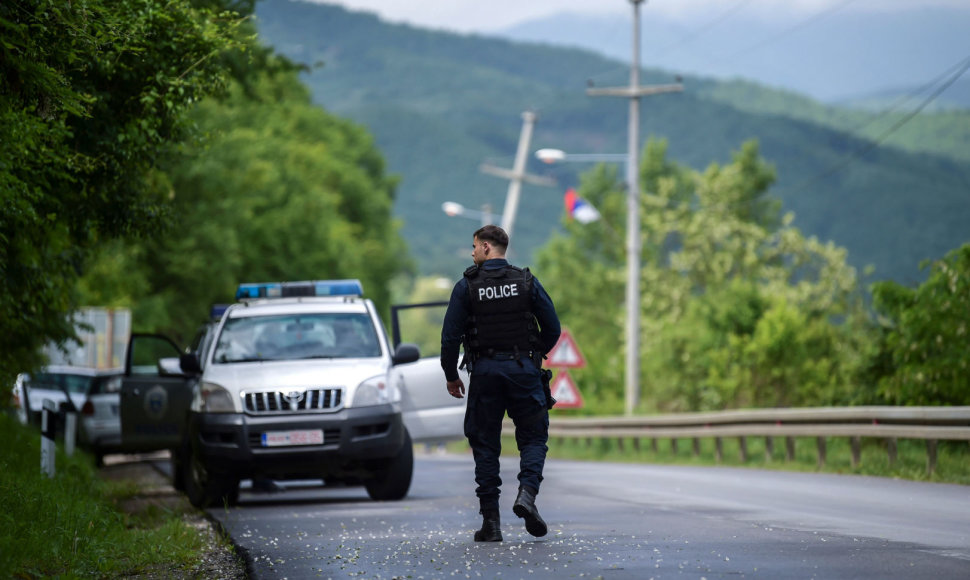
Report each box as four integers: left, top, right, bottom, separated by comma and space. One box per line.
261, 429, 324, 447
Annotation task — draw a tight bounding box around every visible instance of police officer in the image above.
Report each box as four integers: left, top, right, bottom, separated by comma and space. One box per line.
441, 225, 561, 542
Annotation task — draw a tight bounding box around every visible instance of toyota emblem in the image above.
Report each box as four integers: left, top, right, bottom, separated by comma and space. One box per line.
283, 390, 305, 406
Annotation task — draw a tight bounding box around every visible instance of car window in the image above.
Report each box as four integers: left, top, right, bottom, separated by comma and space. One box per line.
28, 373, 60, 391
213, 313, 381, 363
31, 373, 92, 394
129, 335, 183, 375
89, 375, 122, 395
62, 374, 93, 394
392, 302, 449, 357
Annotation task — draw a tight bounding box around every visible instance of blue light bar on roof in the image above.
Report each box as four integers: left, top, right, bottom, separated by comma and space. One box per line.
235, 280, 363, 300
210, 304, 229, 321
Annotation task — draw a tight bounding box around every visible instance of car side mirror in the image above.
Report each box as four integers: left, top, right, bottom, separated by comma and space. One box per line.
179, 352, 202, 376
392, 343, 421, 365
158, 357, 184, 376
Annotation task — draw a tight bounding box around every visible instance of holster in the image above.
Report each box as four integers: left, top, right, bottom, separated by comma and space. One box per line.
540, 368, 556, 410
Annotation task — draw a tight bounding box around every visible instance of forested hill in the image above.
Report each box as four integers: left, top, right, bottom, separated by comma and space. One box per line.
253, 0, 970, 286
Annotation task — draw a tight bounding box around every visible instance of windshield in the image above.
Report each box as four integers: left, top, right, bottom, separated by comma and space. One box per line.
30, 373, 93, 395
212, 312, 382, 363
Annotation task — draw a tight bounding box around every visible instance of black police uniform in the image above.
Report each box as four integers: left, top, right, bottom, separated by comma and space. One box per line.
441, 258, 561, 521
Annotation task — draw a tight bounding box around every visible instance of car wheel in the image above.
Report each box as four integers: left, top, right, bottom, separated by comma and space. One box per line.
184, 443, 239, 508
171, 446, 187, 492
365, 430, 414, 501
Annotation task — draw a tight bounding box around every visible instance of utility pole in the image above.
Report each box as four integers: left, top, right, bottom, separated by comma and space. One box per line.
479, 110, 556, 250
586, 0, 682, 416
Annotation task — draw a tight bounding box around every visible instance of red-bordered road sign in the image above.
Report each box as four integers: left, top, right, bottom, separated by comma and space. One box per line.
550, 371, 584, 409
547, 329, 586, 368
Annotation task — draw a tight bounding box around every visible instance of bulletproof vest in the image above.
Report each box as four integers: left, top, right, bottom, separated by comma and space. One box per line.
464, 264, 540, 357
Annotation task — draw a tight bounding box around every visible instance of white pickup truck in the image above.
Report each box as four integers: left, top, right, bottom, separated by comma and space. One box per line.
119, 280, 465, 507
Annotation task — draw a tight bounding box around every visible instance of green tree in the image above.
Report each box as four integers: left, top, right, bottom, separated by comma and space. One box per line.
870, 244, 970, 405
536, 140, 871, 414
0, 0, 241, 385
81, 66, 408, 342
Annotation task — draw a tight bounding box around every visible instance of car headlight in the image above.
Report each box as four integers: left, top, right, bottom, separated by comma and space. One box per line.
351, 375, 399, 407
194, 381, 236, 413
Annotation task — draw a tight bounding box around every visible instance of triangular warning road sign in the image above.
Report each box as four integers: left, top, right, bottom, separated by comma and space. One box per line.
547, 329, 586, 368
550, 371, 584, 409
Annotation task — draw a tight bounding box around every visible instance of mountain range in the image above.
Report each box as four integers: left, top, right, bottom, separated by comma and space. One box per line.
252, 0, 970, 286
498, 6, 970, 107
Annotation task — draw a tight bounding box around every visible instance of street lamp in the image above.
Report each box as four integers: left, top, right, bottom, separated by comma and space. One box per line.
441, 201, 493, 226
536, 146, 643, 412
536, 149, 627, 165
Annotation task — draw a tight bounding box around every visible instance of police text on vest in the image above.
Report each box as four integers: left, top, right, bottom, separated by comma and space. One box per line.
479, 284, 519, 301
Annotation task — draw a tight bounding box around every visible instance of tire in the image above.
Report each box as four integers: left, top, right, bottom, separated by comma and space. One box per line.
183, 442, 239, 508
365, 430, 414, 501
171, 446, 187, 492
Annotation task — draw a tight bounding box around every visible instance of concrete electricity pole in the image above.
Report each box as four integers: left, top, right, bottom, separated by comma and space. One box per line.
586, 0, 682, 416
480, 110, 556, 249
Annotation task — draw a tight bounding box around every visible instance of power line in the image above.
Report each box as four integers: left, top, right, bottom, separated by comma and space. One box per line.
586, 0, 754, 86
786, 55, 970, 195
652, 0, 754, 58
845, 57, 970, 135
724, 0, 862, 62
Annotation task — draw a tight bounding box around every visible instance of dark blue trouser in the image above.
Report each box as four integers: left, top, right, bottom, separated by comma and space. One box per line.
463, 357, 549, 511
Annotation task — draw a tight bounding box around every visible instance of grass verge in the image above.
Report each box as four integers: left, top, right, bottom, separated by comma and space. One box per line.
0, 413, 219, 578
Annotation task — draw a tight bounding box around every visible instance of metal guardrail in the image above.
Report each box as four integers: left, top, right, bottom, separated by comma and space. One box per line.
541, 406, 970, 475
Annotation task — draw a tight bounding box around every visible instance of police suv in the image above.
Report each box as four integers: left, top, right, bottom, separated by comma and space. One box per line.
119, 280, 464, 507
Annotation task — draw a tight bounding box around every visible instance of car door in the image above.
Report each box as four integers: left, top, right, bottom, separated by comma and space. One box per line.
119, 333, 194, 452
389, 302, 468, 444
80, 374, 123, 449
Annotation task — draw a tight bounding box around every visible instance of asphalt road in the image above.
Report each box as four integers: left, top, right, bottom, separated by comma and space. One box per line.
207, 452, 970, 579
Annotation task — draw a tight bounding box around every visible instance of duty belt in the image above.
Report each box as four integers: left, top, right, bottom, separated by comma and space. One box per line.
483, 351, 534, 361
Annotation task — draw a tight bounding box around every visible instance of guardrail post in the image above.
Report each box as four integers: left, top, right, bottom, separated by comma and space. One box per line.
671, 438, 679, 455
738, 436, 748, 463
633, 438, 641, 453
650, 438, 658, 453
850, 436, 861, 469
785, 437, 795, 462
64, 412, 77, 457
692, 437, 700, 457
41, 400, 57, 478
926, 440, 937, 475
816, 437, 827, 468
887, 438, 897, 466
617, 437, 625, 453
714, 437, 723, 463
765, 437, 774, 462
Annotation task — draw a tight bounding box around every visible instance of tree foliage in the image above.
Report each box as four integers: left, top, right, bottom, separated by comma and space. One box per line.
79, 60, 408, 343
869, 244, 970, 405
0, 0, 241, 384
535, 140, 872, 414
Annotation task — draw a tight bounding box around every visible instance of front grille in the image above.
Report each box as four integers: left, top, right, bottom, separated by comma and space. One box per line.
243, 388, 343, 414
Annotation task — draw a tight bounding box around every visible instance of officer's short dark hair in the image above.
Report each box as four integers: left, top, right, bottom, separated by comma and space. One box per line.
474, 225, 509, 250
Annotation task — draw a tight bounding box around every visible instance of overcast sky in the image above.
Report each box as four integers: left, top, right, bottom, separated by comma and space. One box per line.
316, 0, 968, 33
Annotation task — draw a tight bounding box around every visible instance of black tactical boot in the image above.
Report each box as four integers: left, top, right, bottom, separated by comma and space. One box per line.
512, 486, 547, 537
474, 508, 502, 542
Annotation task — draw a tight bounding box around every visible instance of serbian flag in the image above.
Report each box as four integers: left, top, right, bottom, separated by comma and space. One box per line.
564, 188, 601, 224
